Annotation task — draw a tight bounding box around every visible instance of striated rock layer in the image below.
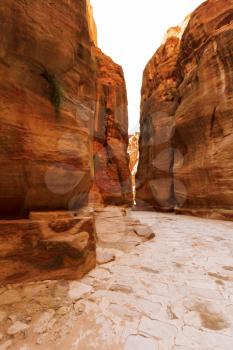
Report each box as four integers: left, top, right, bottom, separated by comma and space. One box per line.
0, 0, 132, 284
0, 212, 96, 285
136, 26, 183, 211
0, 0, 96, 218
0, 0, 132, 218
136, 0, 233, 220
92, 49, 133, 207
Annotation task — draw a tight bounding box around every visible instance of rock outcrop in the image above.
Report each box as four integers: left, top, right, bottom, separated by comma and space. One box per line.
0, 0, 97, 218
136, 27, 183, 211
0, 212, 96, 284
92, 49, 133, 207
0, 0, 132, 284
0, 0, 132, 218
136, 0, 233, 220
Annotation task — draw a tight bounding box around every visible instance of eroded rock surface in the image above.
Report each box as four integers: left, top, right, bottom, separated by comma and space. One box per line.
0, 212, 233, 349
0, 0, 132, 217
0, 212, 96, 285
0, 0, 132, 283
136, 0, 233, 220
95, 206, 155, 253
0, 0, 97, 217
92, 49, 133, 207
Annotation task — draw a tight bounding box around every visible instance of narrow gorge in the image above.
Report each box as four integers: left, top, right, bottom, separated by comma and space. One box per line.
0, 1, 233, 349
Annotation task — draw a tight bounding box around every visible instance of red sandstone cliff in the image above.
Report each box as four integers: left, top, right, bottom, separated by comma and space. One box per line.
0, 0, 132, 284
136, 0, 233, 220
0, 0, 132, 218
92, 48, 133, 207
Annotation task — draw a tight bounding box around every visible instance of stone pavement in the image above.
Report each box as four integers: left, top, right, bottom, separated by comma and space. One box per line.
0, 212, 233, 349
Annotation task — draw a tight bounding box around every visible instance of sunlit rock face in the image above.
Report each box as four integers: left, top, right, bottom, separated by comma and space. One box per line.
0, 0, 97, 218
128, 133, 139, 200
93, 48, 133, 207
0, 0, 132, 218
137, 0, 233, 220
0, 0, 132, 284
136, 27, 183, 211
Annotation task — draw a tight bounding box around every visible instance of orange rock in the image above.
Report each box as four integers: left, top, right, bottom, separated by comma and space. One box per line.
92, 48, 133, 207
0, 213, 96, 285
0, 0, 132, 283
0, 0, 132, 217
0, 0, 97, 218
137, 0, 233, 220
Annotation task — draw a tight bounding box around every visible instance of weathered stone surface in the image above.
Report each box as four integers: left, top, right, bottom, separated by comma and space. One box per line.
0, 340, 12, 350
94, 206, 155, 252
0, 0, 132, 284
0, 212, 232, 349
0, 0, 97, 218
96, 247, 116, 265
0, 0, 132, 218
136, 0, 233, 220
7, 322, 29, 336
0, 290, 21, 305
92, 49, 133, 207
68, 282, 93, 300
136, 21, 188, 212
0, 213, 96, 285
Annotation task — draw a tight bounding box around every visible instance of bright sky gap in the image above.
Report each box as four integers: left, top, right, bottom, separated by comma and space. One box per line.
91, 0, 204, 133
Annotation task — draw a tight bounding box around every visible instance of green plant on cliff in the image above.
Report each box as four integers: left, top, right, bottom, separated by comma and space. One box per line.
41, 71, 62, 118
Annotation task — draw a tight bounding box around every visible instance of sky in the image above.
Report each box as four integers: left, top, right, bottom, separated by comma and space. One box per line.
91, 0, 204, 133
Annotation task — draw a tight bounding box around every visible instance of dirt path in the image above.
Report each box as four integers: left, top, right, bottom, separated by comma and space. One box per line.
0, 212, 233, 349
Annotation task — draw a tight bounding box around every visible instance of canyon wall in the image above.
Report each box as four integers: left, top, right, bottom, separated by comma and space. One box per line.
136, 0, 233, 220
0, 0, 132, 284
0, 0, 131, 219
92, 48, 133, 207
0, 0, 96, 218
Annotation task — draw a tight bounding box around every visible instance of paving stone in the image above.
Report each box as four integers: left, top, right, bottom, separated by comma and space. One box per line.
97, 247, 116, 265
1, 212, 233, 349
138, 316, 178, 339
68, 282, 93, 300
124, 335, 158, 350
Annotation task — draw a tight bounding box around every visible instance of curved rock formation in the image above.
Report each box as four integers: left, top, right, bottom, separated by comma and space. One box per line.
92, 49, 133, 207
0, 0, 132, 218
0, 0, 97, 218
0, 0, 132, 284
136, 23, 186, 211
137, 0, 233, 220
